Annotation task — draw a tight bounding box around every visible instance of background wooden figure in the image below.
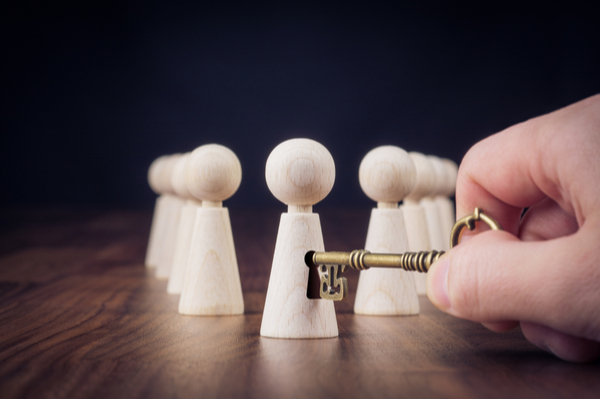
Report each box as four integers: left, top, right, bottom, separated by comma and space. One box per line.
401, 152, 436, 295
155, 154, 185, 279
260, 138, 338, 339
179, 144, 244, 316
436, 158, 458, 248
353, 146, 420, 315
145, 155, 169, 269
419, 156, 447, 255
167, 153, 203, 295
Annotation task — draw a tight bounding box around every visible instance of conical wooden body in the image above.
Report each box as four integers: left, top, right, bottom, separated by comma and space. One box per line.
420, 197, 445, 253
179, 206, 244, 315
145, 195, 166, 268
156, 196, 184, 279
260, 213, 338, 338
435, 196, 455, 250
354, 208, 419, 315
401, 203, 431, 294
167, 200, 201, 294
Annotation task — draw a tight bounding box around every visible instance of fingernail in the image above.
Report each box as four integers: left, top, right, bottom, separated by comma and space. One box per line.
427, 254, 451, 310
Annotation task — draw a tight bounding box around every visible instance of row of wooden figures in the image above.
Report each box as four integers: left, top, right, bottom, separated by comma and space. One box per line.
145, 139, 457, 339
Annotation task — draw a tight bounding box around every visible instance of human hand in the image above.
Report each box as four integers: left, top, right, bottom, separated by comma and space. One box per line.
426, 95, 600, 362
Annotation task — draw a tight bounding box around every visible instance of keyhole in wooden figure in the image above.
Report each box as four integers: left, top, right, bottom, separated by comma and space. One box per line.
305, 251, 322, 299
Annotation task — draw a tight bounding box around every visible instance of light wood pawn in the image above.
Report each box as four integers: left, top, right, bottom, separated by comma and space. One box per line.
435, 158, 458, 248
354, 146, 420, 316
155, 154, 185, 279
419, 156, 447, 255
179, 144, 244, 315
167, 153, 203, 294
145, 155, 169, 269
401, 152, 436, 294
260, 138, 338, 339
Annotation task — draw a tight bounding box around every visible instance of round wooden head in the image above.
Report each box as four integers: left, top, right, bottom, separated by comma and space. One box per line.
157, 154, 181, 195
359, 146, 416, 203
185, 144, 242, 202
427, 156, 448, 197
171, 153, 194, 200
405, 152, 436, 202
442, 158, 458, 197
148, 155, 168, 195
265, 138, 335, 206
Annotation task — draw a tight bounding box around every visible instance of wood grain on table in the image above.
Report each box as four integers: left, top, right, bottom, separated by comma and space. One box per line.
0, 209, 598, 399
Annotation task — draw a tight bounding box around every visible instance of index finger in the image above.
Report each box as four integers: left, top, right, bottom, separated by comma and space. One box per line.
456, 95, 600, 235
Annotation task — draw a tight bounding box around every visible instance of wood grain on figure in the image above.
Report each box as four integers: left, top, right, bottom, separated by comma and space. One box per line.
402, 152, 435, 294
354, 146, 420, 316
145, 155, 169, 269
436, 158, 458, 248
156, 154, 184, 279
179, 144, 244, 315
167, 153, 203, 295
420, 156, 446, 254
261, 138, 338, 338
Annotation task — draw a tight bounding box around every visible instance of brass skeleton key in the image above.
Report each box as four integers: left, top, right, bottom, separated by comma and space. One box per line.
306, 207, 502, 301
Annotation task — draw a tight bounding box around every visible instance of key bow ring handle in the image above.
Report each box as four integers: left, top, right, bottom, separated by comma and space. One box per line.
450, 207, 502, 249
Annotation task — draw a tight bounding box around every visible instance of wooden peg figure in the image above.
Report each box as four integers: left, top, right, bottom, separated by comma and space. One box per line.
145, 155, 169, 269
167, 153, 203, 295
179, 144, 244, 315
436, 159, 458, 248
260, 138, 338, 339
419, 156, 447, 254
155, 154, 185, 279
401, 152, 435, 294
354, 146, 420, 316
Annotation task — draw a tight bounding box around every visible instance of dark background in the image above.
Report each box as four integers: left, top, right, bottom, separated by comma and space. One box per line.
2, 1, 599, 211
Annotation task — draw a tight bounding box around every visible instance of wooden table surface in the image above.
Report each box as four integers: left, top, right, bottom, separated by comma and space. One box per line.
1, 208, 599, 399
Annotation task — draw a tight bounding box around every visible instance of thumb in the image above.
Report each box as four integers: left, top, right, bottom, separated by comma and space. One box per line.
426, 230, 522, 318
426, 228, 600, 342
